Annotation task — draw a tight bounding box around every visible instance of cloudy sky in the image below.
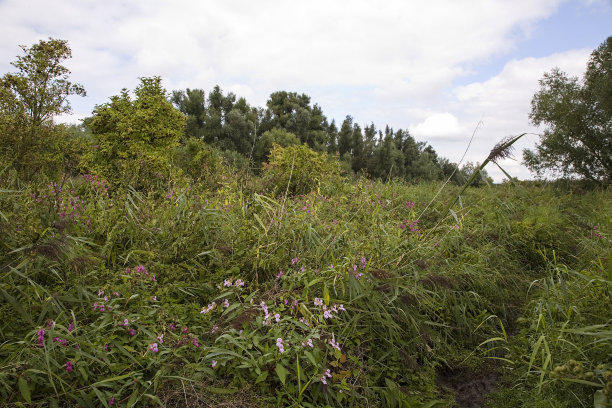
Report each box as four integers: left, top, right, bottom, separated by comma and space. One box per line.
1, 0, 610, 181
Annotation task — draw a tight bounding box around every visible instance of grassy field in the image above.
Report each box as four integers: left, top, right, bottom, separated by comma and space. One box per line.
0, 164, 610, 407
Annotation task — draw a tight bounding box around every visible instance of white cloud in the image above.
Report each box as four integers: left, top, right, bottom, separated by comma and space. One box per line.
410, 113, 465, 139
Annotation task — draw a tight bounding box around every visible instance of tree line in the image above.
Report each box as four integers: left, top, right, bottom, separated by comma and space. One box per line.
2, 37, 610, 187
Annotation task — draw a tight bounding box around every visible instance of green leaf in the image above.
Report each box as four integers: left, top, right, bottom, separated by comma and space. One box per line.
127, 390, 139, 407
255, 371, 268, 384
17, 377, 31, 403
275, 363, 289, 385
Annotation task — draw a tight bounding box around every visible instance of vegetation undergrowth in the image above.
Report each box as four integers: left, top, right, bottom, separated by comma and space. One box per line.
1, 158, 610, 407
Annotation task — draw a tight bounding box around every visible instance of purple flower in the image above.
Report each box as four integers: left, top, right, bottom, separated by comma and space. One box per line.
223, 299, 230, 308
291, 257, 299, 265
276, 338, 285, 353
128, 329, 136, 336
223, 279, 232, 287
68, 323, 74, 332
361, 257, 366, 269
192, 337, 199, 348
104, 344, 109, 351
314, 298, 323, 307
148, 343, 159, 353
169, 323, 175, 331
66, 361, 73, 372
157, 333, 164, 344
234, 279, 245, 287
211, 360, 217, 368
109, 397, 115, 406
276, 270, 284, 279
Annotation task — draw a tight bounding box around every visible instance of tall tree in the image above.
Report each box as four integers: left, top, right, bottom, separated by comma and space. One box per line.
0, 38, 86, 178
524, 36, 612, 182
338, 115, 353, 157
85, 77, 185, 189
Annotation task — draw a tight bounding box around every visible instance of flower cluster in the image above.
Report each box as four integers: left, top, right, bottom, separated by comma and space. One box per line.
321, 368, 332, 384
53, 337, 67, 347
36, 329, 45, 347
222, 278, 245, 288
276, 337, 285, 353
201, 302, 217, 315
83, 174, 110, 197
399, 220, 419, 232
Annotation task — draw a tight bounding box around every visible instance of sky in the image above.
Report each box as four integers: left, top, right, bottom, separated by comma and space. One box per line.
1, 0, 610, 181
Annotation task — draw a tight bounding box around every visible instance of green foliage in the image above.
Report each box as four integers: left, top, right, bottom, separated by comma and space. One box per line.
264, 144, 342, 195
0, 38, 86, 180
253, 128, 300, 164
524, 36, 612, 182
84, 77, 185, 190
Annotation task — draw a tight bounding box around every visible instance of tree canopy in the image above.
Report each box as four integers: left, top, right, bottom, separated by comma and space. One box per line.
524, 36, 612, 182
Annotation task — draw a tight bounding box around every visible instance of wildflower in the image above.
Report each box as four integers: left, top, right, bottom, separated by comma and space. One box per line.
66, 361, 73, 373
201, 302, 216, 314
151, 275, 157, 282
329, 338, 341, 352
98, 289, 104, 297
211, 325, 219, 333
274, 313, 281, 323
37, 329, 45, 347
113, 291, 119, 297
125, 267, 131, 274
183, 327, 189, 334
276, 270, 284, 279
299, 317, 309, 326
47, 320, 55, 328
234, 279, 245, 287
361, 257, 366, 269
354, 272, 363, 279
325, 369, 332, 378
109, 397, 115, 406
53, 337, 68, 347
149, 343, 159, 353
276, 338, 285, 353
192, 337, 199, 348
99, 304, 105, 312
353, 265, 357, 272
323, 310, 333, 319
128, 329, 136, 336
321, 376, 327, 385
121, 319, 129, 327
314, 297, 323, 307
93, 302, 99, 311
223, 279, 232, 287
157, 333, 164, 344
104, 295, 109, 302
302, 338, 314, 348
291, 257, 299, 265
68, 323, 74, 332
338, 304, 346, 311
211, 360, 217, 368
104, 344, 109, 351
169, 323, 175, 331
152, 296, 157, 301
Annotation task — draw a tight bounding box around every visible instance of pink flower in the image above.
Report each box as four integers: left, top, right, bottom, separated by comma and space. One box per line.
276, 338, 285, 353
223, 299, 230, 308
211, 360, 217, 368
68, 323, 74, 332
223, 279, 232, 287
314, 298, 323, 307
192, 337, 199, 348
151, 275, 157, 282
128, 329, 136, 336
274, 313, 281, 323
157, 333, 164, 344
183, 327, 188, 334
149, 343, 159, 353
104, 344, 109, 351
169, 323, 175, 331
234, 279, 245, 287
66, 361, 73, 372
109, 397, 115, 406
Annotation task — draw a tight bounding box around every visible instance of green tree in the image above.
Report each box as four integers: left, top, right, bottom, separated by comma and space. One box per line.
85, 77, 185, 190
338, 115, 353, 157
253, 128, 300, 164
0, 38, 86, 179
524, 36, 612, 182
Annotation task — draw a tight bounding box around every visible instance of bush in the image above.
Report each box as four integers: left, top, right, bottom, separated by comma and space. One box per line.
264, 144, 341, 196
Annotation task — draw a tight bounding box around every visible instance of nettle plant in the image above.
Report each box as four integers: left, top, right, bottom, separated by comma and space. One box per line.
200, 259, 368, 405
